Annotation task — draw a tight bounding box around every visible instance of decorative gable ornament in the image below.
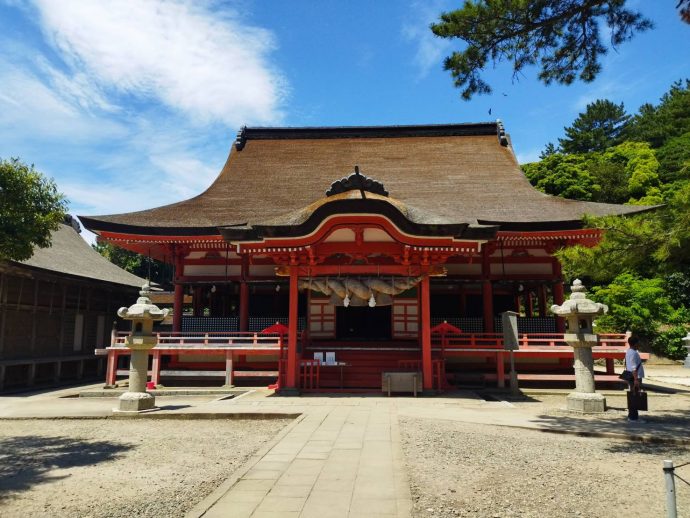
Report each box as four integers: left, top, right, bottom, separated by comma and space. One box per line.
326, 165, 388, 197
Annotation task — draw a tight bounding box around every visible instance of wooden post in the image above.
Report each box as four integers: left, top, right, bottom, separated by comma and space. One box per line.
482, 281, 494, 333
538, 284, 547, 317
239, 283, 249, 332
525, 291, 534, 318
240, 254, 250, 332
552, 281, 565, 333
421, 275, 432, 391
193, 287, 202, 317
286, 266, 299, 390
552, 259, 566, 333
106, 350, 117, 386
496, 352, 505, 388
151, 350, 162, 385
482, 247, 494, 332
225, 351, 233, 386
605, 358, 615, 374
173, 283, 184, 332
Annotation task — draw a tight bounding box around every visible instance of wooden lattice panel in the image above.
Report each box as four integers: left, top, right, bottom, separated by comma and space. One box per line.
392, 298, 418, 339
309, 298, 335, 338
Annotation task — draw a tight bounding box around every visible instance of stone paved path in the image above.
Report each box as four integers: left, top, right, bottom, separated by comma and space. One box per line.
195, 400, 412, 518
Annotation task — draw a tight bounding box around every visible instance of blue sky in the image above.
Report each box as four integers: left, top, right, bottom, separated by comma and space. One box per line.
1, 1, 688, 243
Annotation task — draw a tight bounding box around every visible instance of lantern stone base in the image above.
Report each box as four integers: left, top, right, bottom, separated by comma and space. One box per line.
116, 391, 156, 412
566, 392, 606, 413
684, 351, 690, 369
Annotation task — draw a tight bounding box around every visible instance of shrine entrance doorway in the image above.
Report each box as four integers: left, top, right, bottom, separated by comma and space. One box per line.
335, 305, 392, 341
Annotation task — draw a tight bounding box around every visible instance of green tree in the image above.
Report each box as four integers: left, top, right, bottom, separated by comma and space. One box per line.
625, 80, 690, 147
589, 273, 689, 358
522, 153, 597, 200
655, 132, 690, 183
539, 142, 558, 159
556, 182, 690, 281
558, 100, 629, 154
0, 158, 68, 262
601, 141, 660, 201
430, 1, 653, 100
93, 241, 173, 287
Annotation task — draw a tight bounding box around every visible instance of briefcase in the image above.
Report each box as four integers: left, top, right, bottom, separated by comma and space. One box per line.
627, 390, 648, 411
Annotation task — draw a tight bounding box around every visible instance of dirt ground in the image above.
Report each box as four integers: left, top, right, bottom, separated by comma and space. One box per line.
401, 417, 690, 518
0, 418, 291, 518
401, 391, 690, 518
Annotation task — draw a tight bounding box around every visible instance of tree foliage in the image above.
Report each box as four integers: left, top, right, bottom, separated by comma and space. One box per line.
431, 0, 653, 100
589, 273, 689, 359
524, 80, 690, 357
558, 99, 629, 153
0, 158, 68, 262
625, 80, 690, 147
522, 141, 663, 204
93, 242, 173, 288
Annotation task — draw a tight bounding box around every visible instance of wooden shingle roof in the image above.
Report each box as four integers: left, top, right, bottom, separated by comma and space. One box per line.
80, 122, 653, 234
12, 220, 145, 288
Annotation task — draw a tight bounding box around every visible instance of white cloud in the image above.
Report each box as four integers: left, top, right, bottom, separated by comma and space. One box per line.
32, 0, 286, 126
0, 64, 127, 141
402, 0, 453, 79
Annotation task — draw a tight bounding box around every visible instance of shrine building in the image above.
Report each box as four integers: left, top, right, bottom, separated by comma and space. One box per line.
80, 122, 651, 393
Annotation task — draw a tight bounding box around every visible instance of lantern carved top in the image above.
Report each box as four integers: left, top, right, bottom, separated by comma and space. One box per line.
117, 283, 169, 321
550, 279, 608, 317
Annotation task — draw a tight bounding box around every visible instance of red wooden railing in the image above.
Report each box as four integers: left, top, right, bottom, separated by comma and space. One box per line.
432, 332, 627, 350
110, 331, 282, 349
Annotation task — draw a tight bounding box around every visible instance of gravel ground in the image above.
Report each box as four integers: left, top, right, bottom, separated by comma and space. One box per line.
0, 418, 291, 518
400, 417, 690, 518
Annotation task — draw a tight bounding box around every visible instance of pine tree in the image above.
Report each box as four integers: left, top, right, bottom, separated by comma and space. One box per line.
558, 100, 629, 154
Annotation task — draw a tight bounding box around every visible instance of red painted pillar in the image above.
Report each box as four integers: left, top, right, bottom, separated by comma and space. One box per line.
482, 280, 494, 333
481, 246, 494, 333
421, 275, 433, 391
239, 254, 249, 332
286, 266, 299, 390
106, 350, 117, 386
173, 283, 184, 332
151, 350, 161, 386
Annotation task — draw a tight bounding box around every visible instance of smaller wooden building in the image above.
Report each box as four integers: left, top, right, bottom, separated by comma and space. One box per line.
0, 216, 144, 391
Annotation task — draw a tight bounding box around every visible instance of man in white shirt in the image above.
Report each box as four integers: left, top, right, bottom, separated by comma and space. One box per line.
625, 335, 645, 422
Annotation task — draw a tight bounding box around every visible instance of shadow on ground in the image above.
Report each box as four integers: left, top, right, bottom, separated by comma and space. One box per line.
530, 407, 690, 445
0, 435, 131, 500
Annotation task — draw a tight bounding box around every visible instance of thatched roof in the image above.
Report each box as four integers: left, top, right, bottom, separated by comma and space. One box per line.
80, 122, 653, 234
13, 219, 145, 288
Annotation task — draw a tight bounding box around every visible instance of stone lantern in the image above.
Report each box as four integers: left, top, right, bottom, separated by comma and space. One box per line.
115, 283, 169, 412
683, 332, 690, 369
551, 279, 608, 413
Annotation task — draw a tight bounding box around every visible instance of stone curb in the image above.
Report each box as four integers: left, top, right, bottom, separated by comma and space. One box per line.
78, 389, 244, 398
185, 412, 309, 518
0, 413, 301, 421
